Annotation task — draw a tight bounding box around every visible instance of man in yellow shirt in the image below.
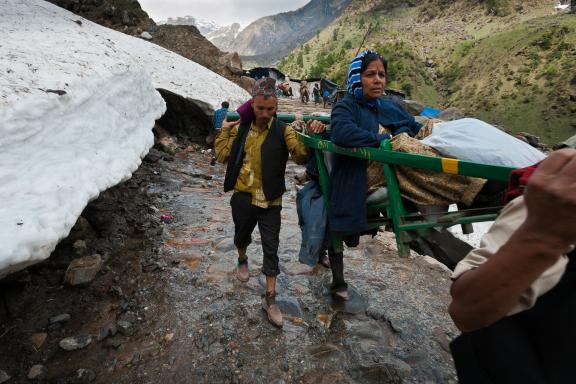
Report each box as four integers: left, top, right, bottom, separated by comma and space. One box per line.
215, 77, 321, 327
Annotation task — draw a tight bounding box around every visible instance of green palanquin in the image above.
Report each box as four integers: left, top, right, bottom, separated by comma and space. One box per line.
227, 112, 516, 257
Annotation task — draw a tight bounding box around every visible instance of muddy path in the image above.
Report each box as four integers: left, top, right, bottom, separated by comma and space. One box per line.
0, 99, 459, 384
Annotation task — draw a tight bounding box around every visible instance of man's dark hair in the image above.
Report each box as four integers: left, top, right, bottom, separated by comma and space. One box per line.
221, 101, 229, 109
361, 53, 388, 76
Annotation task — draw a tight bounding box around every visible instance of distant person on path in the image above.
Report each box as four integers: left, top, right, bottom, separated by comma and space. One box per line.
313, 83, 321, 105
322, 89, 330, 108
215, 77, 324, 328
212, 101, 229, 132
449, 148, 576, 383
210, 101, 229, 165
300, 81, 310, 104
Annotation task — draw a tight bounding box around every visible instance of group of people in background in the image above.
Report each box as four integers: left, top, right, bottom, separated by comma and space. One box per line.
267, 79, 332, 108
211, 49, 576, 383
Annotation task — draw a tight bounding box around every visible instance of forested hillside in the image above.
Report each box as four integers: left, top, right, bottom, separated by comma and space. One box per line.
279, 0, 576, 143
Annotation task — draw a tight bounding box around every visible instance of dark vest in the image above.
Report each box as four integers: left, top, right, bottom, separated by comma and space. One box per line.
451, 250, 576, 384
223, 118, 289, 202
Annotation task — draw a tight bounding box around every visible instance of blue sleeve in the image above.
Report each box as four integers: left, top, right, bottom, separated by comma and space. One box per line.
407, 116, 423, 136
330, 100, 390, 148
379, 101, 422, 137
394, 121, 422, 137
395, 103, 422, 137
211, 111, 217, 128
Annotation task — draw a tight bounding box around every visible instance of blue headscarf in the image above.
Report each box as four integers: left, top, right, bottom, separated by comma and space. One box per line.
347, 50, 384, 106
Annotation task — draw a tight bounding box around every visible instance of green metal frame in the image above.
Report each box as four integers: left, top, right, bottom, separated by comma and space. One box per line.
225, 111, 516, 257
298, 131, 516, 257
226, 112, 331, 124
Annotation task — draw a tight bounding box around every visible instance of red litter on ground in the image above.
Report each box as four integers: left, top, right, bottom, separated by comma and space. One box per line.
160, 214, 174, 224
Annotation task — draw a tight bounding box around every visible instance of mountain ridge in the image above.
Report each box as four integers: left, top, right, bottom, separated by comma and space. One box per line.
162, 15, 221, 35
278, 0, 575, 144
210, 0, 353, 66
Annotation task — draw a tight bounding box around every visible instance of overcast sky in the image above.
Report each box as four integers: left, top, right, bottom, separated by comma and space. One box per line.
139, 0, 310, 27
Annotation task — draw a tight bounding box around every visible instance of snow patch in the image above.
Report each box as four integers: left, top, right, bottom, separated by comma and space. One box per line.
1, 0, 249, 111
447, 204, 493, 249
0, 70, 164, 277
0, 0, 250, 276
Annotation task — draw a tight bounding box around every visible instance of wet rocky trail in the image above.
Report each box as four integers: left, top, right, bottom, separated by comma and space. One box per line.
0, 98, 459, 384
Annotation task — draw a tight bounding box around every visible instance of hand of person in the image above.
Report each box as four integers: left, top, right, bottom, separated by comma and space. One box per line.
523, 148, 576, 249
306, 119, 327, 135
378, 124, 388, 135
221, 117, 240, 131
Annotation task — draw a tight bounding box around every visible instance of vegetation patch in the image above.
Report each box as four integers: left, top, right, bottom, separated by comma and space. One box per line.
278, 0, 574, 144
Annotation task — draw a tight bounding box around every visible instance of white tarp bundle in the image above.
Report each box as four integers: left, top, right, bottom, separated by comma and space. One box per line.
421, 118, 546, 168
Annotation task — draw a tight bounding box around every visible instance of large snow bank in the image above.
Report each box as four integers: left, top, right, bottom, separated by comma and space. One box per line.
0, 0, 250, 277
0, 0, 249, 110
0, 70, 163, 276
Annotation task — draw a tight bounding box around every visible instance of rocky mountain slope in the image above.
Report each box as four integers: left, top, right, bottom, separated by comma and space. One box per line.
206, 23, 243, 52
224, 0, 353, 66
151, 25, 247, 86
163, 15, 220, 35
45, 0, 154, 34
45, 0, 251, 90
279, 0, 576, 144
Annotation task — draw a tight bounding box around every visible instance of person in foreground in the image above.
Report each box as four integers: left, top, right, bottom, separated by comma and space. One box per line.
449, 148, 576, 383
326, 50, 422, 298
215, 77, 324, 328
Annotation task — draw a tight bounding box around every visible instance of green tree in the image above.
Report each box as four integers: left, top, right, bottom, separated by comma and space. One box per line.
400, 80, 413, 96
483, 0, 510, 16
332, 28, 339, 41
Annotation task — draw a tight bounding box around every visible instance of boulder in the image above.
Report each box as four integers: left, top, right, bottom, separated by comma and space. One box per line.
238, 76, 256, 93
0, 370, 9, 383
63, 254, 102, 286
49, 313, 71, 324
59, 335, 92, 351
75, 369, 96, 382
27, 365, 48, 380
559, 133, 576, 149
401, 100, 424, 116
219, 52, 243, 75
29, 333, 48, 350
438, 107, 464, 121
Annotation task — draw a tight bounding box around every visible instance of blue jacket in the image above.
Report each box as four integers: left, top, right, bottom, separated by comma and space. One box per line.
212, 107, 228, 130
328, 94, 422, 233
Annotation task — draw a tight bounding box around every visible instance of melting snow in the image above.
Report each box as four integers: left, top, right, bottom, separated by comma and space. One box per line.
0, 0, 250, 276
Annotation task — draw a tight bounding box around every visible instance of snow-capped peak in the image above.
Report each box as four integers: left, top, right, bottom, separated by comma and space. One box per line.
162, 15, 221, 35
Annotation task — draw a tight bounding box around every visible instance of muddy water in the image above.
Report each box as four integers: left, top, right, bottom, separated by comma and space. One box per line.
120, 149, 458, 383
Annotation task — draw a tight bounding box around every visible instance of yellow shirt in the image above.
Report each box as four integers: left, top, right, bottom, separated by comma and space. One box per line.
215, 119, 308, 208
